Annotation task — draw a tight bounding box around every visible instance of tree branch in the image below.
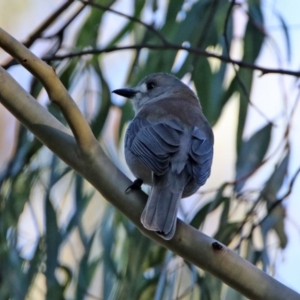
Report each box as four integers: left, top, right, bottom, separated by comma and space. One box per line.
2, 0, 76, 69
44, 43, 300, 77
79, 0, 169, 44
50, 0, 300, 78
0, 27, 299, 300
0, 27, 96, 153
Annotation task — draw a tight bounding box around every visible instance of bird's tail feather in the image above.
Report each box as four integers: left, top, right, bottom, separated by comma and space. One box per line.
141, 173, 184, 240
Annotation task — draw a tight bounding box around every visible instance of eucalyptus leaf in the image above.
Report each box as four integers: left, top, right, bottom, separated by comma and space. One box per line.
45, 196, 62, 300
214, 222, 242, 246
76, 232, 100, 300
274, 11, 291, 62
76, 0, 116, 48
0, 126, 42, 183
90, 58, 112, 138
235, 123, 272, 192
263, 153, 289, 205
235, 0, 265, 151
260, 153, 289, 249
190, 183, 228, 229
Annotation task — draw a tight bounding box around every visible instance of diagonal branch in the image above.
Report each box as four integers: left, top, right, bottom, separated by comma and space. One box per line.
0, 27, 300, 300
0, 27, 96, 154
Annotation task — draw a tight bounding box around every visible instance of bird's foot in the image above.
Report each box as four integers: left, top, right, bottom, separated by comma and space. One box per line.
125, 178, 143, 194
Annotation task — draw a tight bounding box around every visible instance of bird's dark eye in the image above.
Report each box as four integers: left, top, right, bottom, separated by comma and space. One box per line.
146, 81, 156, 90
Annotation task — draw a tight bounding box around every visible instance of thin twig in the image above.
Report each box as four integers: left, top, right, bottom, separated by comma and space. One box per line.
80, 0, 169, 44
43, 43, 300, 77
234, 164, 300, 251
23, 0, 74, 47
43, 3, 87, 40
2, 0, 75, 69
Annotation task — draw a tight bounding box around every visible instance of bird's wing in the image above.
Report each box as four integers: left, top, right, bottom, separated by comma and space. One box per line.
125, 118, 183, 175
126, 118, 213, 185
189, 126, 214, 186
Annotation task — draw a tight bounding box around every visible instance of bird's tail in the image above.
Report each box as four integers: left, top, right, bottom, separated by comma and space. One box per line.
141, 173, 184, 240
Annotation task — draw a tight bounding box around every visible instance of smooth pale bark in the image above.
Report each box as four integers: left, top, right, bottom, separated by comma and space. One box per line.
0, 27, 299, 300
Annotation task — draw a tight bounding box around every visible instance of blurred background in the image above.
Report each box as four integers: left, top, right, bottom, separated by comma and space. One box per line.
0, 0, 300, 299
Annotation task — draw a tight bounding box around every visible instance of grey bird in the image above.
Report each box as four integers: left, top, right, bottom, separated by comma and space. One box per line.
113, 73, 214, 240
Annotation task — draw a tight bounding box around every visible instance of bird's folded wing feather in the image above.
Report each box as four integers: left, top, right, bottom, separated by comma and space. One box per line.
126, 118, 182, 175
126, 118, 213, 184
190, 127, 213, 186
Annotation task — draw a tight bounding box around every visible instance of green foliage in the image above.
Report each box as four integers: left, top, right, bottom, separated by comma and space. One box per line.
235, 123, 272, 192
235, 0, 265, 151
0, 0, 294, 299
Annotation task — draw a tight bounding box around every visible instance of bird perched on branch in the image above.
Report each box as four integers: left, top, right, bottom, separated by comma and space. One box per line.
113, 73, 213, 240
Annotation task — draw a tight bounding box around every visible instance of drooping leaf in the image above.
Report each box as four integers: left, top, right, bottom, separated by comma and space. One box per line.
192, 43, 229, 125
272, 207, 288, 249
262, 153, 289, 205
64, 173, 94, 241
58, 58, 80, 91
214, 222, 242, 246
76, 232, 100, 300
245, 237, 261, 265
235, 0, 265, 151
90, 58, 112, 138
244, 1, 265, 63
0, 245, 28, 299
57, 265, 73, 296
274, 11, 291, 62
106, 0, 146, 47
235, 123, 272, 192
115, 222, 156, 299
76, 0, 116, 48
190, 183, 228, 229
220, 196, 231, 226
203, 273, 223, 300
30, 76, 44, 99
0, 126, 42, 184
193, 57, 214, 118
45, 195, 62, 300
5, 171, 38, 228
260, 204, 287, 250
260, 153, 290, 249
225, 287, 244, 300
100, 206, 119, 300
45, 156, 63, 300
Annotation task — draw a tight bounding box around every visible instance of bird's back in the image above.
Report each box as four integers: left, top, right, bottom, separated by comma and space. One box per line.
125, 95, 213, 197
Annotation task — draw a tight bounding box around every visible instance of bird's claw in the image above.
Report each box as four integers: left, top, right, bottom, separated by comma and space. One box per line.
125, 178, 143, 194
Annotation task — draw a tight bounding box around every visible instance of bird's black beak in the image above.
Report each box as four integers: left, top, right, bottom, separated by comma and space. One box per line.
112, 88, 137, 98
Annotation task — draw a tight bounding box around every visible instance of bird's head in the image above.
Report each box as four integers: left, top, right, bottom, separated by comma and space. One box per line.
112, 73, 197, 113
